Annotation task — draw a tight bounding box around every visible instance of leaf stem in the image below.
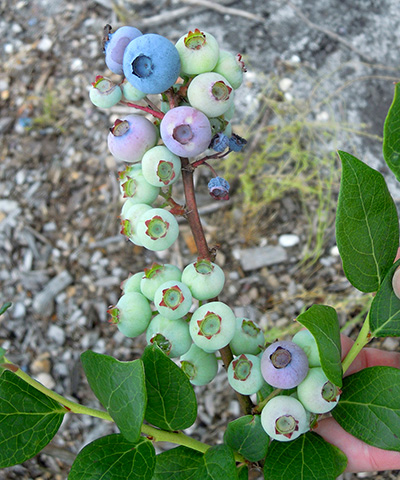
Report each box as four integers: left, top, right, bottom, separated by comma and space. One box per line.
1, 360, 246, 462
341, 312, 372, 374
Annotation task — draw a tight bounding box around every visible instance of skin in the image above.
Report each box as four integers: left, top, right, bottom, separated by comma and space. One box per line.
315, 334, 400, 472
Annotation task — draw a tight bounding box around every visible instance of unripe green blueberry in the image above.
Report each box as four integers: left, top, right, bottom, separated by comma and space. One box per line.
89, 76, 122, 109
120, 203, 152, 246
297, 367, 341, 414
175, 29, 219, 75
121, 271, 144, 294
292, 329, 321, 367
189, 301, 236, 352
392, 266, 400, 299
261, 396, 308, 442
230, 317, 265, 355
140, 263, 182, 301
141, 145, 182, 187
213, 51, 246, 89
118, 164, 160, 205
181, 259, 225, 301
146, 314, 192, 358
187, 72, 234, 118
108, 292, 152, 337
180, 344, 218, 386
227, 354, 265, 395
224, 103, 235, 121
136, 208, 179, 251
154, 280, 193, 320
120, 78, 146, 102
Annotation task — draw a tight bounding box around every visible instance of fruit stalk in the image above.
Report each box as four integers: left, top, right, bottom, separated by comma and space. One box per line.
121, 101, 165, 120
180, 156, 253, 415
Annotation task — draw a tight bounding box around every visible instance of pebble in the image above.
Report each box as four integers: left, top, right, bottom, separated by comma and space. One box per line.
279, 77, 293, 92
382, 337, 399, 351
35, 372, 56, 390
278, 233, 300, 248
47, 324, 66, 346
11, 302, 26, 319
233, 245, 287, 271
31, 353, 51, 375
37, 36, 53, 52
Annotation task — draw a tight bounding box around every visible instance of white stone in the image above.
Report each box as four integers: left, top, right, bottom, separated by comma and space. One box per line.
330, 245, 340, 257
279, 78, 293, 92
47, 324, 66, 346
37, 37, 53, 52
35, 372, 56, 390
279, 234, 300, 247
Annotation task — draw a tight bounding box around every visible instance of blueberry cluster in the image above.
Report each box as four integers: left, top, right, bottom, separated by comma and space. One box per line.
91, 26, 338, 444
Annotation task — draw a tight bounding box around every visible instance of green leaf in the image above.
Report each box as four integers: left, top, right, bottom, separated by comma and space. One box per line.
332, 366, 400, 451
264, 432, 347, 480
336, 151, 399, 292
223, 415, 269, 462
370, 259, 400, 337
0, 370, 65, 468
237, 465, 248, 480
383, 83, 400, 181
296, 305, 342, 387
153, 444, 238, 480
142, 345, 197, 431
68, 434, 155, 480
0, 302, 12, 316
81, 351, 146, 443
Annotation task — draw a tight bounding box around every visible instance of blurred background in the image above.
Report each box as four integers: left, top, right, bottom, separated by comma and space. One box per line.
1, 0, 400, 478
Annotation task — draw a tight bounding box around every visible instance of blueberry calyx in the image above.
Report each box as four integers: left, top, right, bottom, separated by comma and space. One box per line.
270, 346, 292, 369
132, 55, 154, 78
110, 119, 129, 137
275, 415, 299, 438
197, 312, 222, 339
211, 81, 232, 101
150, 333, 172, 354
145, 216, 169, 239
208, 176, 230, 201
173, 124, 194, 144
232, 354, 253, 381
159, 285, 185, 310
184, 28, 206, 49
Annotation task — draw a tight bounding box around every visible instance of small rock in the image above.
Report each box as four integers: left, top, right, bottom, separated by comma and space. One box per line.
31, 353, 51, 375
37, 36, 53, 52
11, 301, 26, 319
234, 245, 287, 271
278, 234, 300, 248
35, 372, 55, 390
330, 245, 340, 257
382, 337, 399, 351
279, 78, 293, 92
47, 324, 66, 346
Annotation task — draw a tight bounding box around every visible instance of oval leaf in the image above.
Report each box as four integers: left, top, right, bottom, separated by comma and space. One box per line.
264, 432, 347, 480
81, 351, 146, 442
296, 304, 342, 387
370, 259, 400, 337
142, 345, 197, 431
68, 434, 155, 480
336, 151, 399, 292
223, 415, 269, 462
153, 444, 238, 480
383, 83, 400, 181
0, 370, 65, 468
332, 366, 400, 451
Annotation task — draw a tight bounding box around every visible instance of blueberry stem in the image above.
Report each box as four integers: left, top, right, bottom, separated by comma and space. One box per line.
341, 312, 372, 374
253, 388, 282, 414
191, 149, 231, 169
121, 100, 165, 120
1, 359, 246, 461
180, 156, 254, 415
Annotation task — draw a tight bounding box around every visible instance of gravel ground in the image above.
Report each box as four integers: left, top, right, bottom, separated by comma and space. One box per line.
1, 1, 400, 479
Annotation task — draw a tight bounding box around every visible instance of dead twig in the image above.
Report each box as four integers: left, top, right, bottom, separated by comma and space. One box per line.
182, 0, 265, 24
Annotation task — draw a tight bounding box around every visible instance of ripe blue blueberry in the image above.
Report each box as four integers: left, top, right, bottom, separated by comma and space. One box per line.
261, 395, 308, 442
123, 33, 181, 94
208, 177, 230, 201
104, 26, 143, 75
261, 340, 309, 389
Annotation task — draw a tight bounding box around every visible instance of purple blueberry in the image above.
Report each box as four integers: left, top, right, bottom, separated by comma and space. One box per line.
104, 26, 143, 75
208, 177, 230, 201
107, 115, 157, 163
160, 106, 212, 157
261, 340, 309, 389
123, 34, 181, 94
